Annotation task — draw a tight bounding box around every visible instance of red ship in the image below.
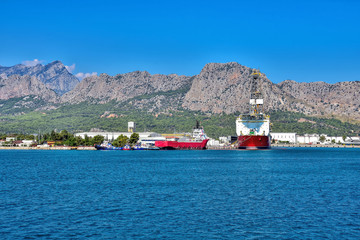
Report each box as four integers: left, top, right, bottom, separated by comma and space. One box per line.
155, 121, 209, 150
235, 70, 271, 149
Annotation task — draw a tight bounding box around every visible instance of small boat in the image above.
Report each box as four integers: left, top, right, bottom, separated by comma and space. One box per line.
123, 145, 131, 150
133, 145, 145, 150
95, 142, 123, 150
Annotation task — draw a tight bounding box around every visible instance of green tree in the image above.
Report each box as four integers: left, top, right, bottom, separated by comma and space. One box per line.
84, 134, 93, 146
50, 130, 57, 141
129, 133, 139, 145
113, 134, 128, 147
25, 134, 35, 140
93, 135, 105, 145
60, 130, 71, 140
319, 135, 326, 143
75, 136, 84, 146
64, 137, 76, 146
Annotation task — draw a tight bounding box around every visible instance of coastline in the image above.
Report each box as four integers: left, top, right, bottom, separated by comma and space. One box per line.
272, 144, 360, 148
208, 144, 360, 150
0, 146, 96, 150
1, 144, 359, 150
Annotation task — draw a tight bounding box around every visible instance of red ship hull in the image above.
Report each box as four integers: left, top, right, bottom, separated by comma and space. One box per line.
238, 136, 271, 149
155, 139, 209, 150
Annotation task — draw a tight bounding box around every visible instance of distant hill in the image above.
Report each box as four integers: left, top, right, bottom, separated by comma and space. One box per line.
0, 75, 57, 101
0, 61, 79, 95
61, 71, 192, 104
278, 80, 360, 121
182, 62, 360, 121
0, 61, 359, 136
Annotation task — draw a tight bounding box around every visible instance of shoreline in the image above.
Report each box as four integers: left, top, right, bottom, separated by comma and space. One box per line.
208, 144, 360, 149
0, 146, 96, 150
1, 144, 359, 150
271, 144, 360, 148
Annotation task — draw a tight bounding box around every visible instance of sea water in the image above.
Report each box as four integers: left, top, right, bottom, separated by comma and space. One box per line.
1, 148, 360, 239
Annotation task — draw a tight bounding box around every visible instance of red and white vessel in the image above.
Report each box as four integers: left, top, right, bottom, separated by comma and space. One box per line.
236, 70, 271, 149
155, 121, 209, 150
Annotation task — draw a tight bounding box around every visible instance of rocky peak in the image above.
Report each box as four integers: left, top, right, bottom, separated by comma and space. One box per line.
182, 62, 281, 113
61, 70, 192, 104
0, 74, 58, 101
0, 60, 79, 95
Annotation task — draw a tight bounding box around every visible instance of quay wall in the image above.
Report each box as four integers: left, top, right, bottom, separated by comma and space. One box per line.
0, 146, 96, 150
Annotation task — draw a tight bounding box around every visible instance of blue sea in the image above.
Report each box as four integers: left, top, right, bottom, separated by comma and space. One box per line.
1, 148, 360, 239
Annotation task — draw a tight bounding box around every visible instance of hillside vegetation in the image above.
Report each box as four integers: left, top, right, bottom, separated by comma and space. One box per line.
0, 101, 358, 138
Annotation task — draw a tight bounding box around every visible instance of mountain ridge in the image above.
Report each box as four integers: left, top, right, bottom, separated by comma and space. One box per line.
0, 61, 79, 95
0, 61, 359, 123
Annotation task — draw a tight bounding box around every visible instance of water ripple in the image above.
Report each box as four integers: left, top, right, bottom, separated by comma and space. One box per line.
0, 148, 360, 239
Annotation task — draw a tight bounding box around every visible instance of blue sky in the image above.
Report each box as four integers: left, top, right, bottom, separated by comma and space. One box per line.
0, 0, 359, 83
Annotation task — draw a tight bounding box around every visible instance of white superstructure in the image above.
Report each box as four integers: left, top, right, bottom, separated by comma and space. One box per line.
235, 70, 270, 137
236, 116, 270, 136
192, 121, 208, 140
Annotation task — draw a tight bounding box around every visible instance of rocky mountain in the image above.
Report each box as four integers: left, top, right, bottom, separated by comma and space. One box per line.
0, 60, 359, 122
182, 62, 285, 113
61, 71, 192, 103
0, 61, 79, 95
0, 75, 57, 101
278, 80, 360, 120
182, 62, 360, 120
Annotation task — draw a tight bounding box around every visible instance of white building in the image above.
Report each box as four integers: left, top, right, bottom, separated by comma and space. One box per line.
296, 134, 320, 144
270, 133, 297, 144
74, 131, 166, 145
325, 136, 344, 144
6, 137, 16, 142
207, 138, 221, 146
219, 136, 229, 144
128, 122, 136, 133
20, 140, 35, 147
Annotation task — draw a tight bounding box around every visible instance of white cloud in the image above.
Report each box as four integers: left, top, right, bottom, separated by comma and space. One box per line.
65, 64, 76, 73
75, 72, 98, 80
22, 59, 44, 66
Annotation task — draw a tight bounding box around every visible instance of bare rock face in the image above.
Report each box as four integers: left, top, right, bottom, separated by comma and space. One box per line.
1, 60, 358, 122
61, 71, 192, 103
182, 62, 360, 120
182, 62, 290, 114
278, 80, 360, 119
0, 75, 58, 101
0, 61, 79, 95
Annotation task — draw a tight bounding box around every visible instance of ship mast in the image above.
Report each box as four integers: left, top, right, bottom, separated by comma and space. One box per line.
249, 69, 264, 119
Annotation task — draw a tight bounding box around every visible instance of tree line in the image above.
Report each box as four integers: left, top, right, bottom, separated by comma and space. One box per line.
0, 130, 140, 147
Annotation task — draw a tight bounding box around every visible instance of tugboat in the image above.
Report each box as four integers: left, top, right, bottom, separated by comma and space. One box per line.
155, 121, 209, 150
236, 69, 271, 149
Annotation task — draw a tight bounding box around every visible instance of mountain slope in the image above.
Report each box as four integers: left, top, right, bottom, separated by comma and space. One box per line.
182, 62, 293, 114
61, 71, 192, 103
0, 60, 359, 123
0, 61, 79, 95
278, 80, 360, 120
0, 75, 57, 101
